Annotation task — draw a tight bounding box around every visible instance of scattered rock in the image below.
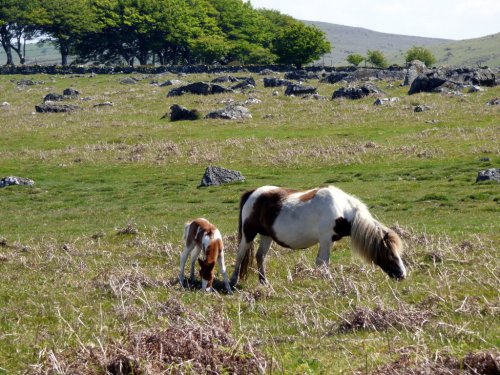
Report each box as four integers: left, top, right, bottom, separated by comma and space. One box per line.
244, 96, 262, 105
1, 101, 10, 108
0, 176, 35, 188
302, 93, 327, 100
321, 72, 352, 84
403, 60, 428, 86
285, 84, 317, 96
167, 82, 232, 97
476, 168, 500, 182
284, 70, 319, 80
120, 77, 138, 84
211, 75, 238, 83
332, 83, 385, 100
43, 93, 64, 102
414, 104, 431, 112
374, 97, 399, 105
159, 79, 183, 87
468, 85, 485, 93
231, 77, 256, 90
93, 101, 114, 107
263, 77, 292, 88
35, 103, 81, 113
63, 88, 80, 97
205, 105, 251, 120
486, 97, 499, 106
16, 79, 38, 86
166, 104, 200, 121
259, 68, 274, 75
479, 157, 491, 162
199, 166, 245, 187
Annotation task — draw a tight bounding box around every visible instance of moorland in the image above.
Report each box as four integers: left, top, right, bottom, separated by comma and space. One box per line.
0, 70, 499, 374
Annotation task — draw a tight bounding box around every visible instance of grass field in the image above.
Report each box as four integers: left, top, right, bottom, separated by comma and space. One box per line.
0, 72, 499, 374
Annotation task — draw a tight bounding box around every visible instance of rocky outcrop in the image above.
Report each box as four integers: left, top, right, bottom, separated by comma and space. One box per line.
0, 176, 34, 188
167, 82, 233, 97
284, 84, 317, 96
476, 168, 500, 182
166, 104, 200, 121
205, 105, 251, 120
263, 77, 292, 87
35, 103, 81, 113
332, 83, 385, 99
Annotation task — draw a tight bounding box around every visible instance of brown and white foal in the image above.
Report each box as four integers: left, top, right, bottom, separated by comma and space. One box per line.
179, 218, 231, 293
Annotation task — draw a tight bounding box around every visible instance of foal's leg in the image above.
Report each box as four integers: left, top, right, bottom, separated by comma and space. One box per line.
230, 238, 253, 287
189, 246, 202, 283
256, 235, 273, 284
179, 242, 195, 286
217, 250, 232, 294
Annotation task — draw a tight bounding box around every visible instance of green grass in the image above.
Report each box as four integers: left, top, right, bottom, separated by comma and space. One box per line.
0, 73, 499, 374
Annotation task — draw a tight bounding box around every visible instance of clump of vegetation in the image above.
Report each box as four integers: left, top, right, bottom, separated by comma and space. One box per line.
405, 45, 437, 67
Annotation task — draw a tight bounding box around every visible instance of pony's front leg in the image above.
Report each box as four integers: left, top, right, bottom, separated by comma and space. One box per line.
256, 235, 273, 284
230, 239, 252, 287
315, 236, 333, 267
217, 251, 232, 294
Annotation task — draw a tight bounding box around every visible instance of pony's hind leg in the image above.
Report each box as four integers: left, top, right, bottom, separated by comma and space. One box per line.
230, 238, 253, 287
179, 242, 195, 287
189, 246, 202, 284
256, 235, 273, 284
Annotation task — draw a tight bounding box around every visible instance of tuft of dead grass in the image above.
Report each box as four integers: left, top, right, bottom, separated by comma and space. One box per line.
30, 302, 267, 375
364, 349, 500, 375
338, 304, 431, 333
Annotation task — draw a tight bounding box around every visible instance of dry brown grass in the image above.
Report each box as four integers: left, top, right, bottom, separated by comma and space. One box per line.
29, 299, 267, 375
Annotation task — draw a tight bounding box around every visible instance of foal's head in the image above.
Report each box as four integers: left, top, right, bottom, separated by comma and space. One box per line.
374, 230, 406, 280
198, 236, 223, 291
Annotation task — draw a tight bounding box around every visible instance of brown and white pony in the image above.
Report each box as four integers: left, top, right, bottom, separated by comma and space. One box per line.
179, 218, 232, 293
230, 186, 406, 286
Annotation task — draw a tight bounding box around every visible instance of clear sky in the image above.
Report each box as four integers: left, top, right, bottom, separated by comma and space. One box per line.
248, 0, 500, 40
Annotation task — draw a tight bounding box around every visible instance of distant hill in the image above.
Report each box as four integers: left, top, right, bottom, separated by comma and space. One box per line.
428, 33, 500, 67
305, 21, 451, 66
308, 21, 500, 68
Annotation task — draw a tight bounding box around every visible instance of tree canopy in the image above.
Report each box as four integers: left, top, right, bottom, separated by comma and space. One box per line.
366, 49, 388, 68
0, 0, 332, 66
405, 46, 436, 67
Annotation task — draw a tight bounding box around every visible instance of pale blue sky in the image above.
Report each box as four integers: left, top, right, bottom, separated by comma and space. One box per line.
249, 0, 500, 40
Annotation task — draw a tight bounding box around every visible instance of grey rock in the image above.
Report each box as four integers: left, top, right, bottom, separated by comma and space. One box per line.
285, 84, 317, 96
205, 105, 252, 120
200, 166, 245, 187
321, 72, 352, 84
44, 93, 64, 102
0, 176, 34, 188
63, 88, 80, 97
93, 101, 114, 107
259, 69, 274, 75
263, 77, 292, 87
1, 101, 9, 108
159, 79, 183, 87
332, 83, 385, 99
120, 77, 138, 84
231, 77, 256, 90
476, 168, 500, 182
35, 103, 81, 113
468, 85, 484, 93
486, 97, 499, 106
167, 104, 200, 121
211, 75, 238, 83
167, 82, 232, 97
414, 104, 431, 112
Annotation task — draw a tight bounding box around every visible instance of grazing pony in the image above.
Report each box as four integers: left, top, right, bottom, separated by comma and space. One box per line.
179, 218, 232, 293
230, 186, 406, 286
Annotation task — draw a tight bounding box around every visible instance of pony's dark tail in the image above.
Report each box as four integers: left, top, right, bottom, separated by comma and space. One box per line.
238, 189, 255, 280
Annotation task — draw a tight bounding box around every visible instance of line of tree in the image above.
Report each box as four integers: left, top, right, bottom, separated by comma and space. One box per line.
346, 46, 436, 68
0, 0, 331, 68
